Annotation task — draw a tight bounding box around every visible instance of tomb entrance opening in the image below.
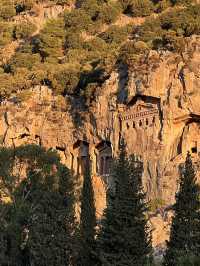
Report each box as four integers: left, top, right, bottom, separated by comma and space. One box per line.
95, 141, 112, 176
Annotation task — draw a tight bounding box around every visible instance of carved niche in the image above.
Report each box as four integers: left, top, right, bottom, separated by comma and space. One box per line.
120, 95, 160, 131
73, 140, 89, 175
95, 141, 112, 177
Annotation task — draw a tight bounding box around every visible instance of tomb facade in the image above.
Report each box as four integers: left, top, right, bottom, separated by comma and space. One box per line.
95, 141, 112, 177
180, 122, 200, 156
72, 140, 89, 175
119, 95, 160, 131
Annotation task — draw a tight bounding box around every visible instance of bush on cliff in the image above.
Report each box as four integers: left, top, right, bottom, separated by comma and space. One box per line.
0, 0, 199, 103
120, 0, 154, 17
13, 22, 37, 39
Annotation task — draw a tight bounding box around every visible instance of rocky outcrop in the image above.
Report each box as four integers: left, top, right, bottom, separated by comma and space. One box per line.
1, 36, 200, 249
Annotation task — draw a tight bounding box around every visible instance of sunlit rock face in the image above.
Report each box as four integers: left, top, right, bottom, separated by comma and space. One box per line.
1, 36, 200, 249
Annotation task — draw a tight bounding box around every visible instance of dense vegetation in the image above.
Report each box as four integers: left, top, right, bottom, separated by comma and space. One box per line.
78, 159, 97, 266
1, 144, 200, 265
96, 141, 152, 265
163, 153, 200, 266
0, 145, 77, 265
0, 0, 199, 104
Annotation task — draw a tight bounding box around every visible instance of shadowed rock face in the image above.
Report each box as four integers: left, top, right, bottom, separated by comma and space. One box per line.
1, 36, 200, 249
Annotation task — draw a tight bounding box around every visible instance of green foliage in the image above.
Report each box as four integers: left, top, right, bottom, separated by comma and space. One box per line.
170, 0, 192, 6
119, 40, 149, 66
65, 32, 85, 50
0, 145, 77, 266
14, 22, 36, 39
154, 0, 172, 13
80, 0, 100, 18
143, 4, 200, 46
120, 0, 154, 17
97, 2, 122, 24
64, 9, 93, 32
0, 0, 199, 103
0, 67, 33, 97
119, 3, 200, 68
78, 159, 97, 265
163, 153, 200, 266
51, 64, 81, 95
0, 0, 16, 20
16, 90, 33, 102
98, 25, 129, 45
9, 52, 41, 71
38, 18, 66, 62
177, 253, 200, 265
149, 198, 166, 212
0, 73, 14, 97
0, 22, 13, 48
15, 0, 35, 13
96, 141, 152, 265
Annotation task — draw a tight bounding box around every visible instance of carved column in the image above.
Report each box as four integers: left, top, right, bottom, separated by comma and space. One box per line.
70, 153, 74, 171
93, 151, 98, 175
103, 156, 107, 175
101, 157, 104, 175
73, 155, 77, 175
77, 157, 80, 176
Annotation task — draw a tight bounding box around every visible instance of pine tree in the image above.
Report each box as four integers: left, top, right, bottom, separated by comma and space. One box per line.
27, 165, 76, 266
97, 140, 152, 266
163, 152, 200, 266
0, 145, 77, 266
78, 157, 97, 266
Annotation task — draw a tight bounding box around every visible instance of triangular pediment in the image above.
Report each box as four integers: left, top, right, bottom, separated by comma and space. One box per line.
127, 95, 160, 107
135, 103, 155, 110
127, 102, 156, 113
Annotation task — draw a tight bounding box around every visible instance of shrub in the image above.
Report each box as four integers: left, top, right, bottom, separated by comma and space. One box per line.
149, 198, 166, 212
160, 5, 200, 37
80, 0, 100, 18
49, 64, 81, 95
15, 0, 34, 13
54, 95, 67, 110
98, 25, 128, 45
119, 40, 150, 66
0, 0, 198, 101
0, 0, 16, 20
38, 18, 65, 61
65, 32, 85, 50
97, 3, 122, 24
0, 22, 13, 48
120, 0, 154, 17
14, 22, 36, 39
137, 17, 163, 45
16, 90, 33, 102
12, 67, 32, 90
177, 253, 200, 265
63, 49, 87, 64
83, 37, 108, 55
9, 52, 41, 71
64, 9, 93, 32
0, 73, 14, 97
154, 0, 172, 13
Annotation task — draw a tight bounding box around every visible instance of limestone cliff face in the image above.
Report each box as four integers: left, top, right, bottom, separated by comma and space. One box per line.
1, 36, 200, 249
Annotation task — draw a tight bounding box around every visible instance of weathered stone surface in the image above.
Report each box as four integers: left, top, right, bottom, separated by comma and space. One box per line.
1, 37, 200, 249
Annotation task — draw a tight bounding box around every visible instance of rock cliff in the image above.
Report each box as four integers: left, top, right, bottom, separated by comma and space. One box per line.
1, 36, 200, 250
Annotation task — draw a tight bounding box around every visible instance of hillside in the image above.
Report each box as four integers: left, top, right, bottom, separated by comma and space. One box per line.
0, 0, 199, 103
1, 0, 200, 260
